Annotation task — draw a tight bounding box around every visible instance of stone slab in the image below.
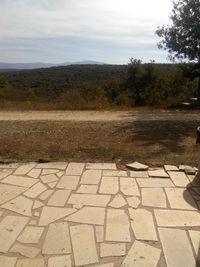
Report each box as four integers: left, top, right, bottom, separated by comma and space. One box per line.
70, 224, 98, 266
164, 165, 179, 171
0, 184, 26, 205
158, 227, 196, 267
2, 175, 38, 188
41, 169, 59, 175
77, 185, 98, 194
47, 190, 71, 206
126, 196, 140, 208
38, 189, 54, 201
100, 243, 126, 257
130, 171, 149, 178
80, 170, 102, 185
120, 178, 140, 196
65, 162, 85, 175
121, 240, 161, 267
27, 168, 41, 179
0, 215, 29, 252
17, 226, 44, 244
148, 169, 169, 178
142, 188, 167, 208
108, 194, 127, 208
99, 177, 119, 195
23, 182, 47, 198
136, 178, 175, 187
106, 209, 131, 242
40, 174, 58, 184
10, 243, 40, 258
103, 170, 127, 177
96, 226, 104, 242
56, 175, 80, 190
48, 255, 72, 267
168, 171, 190, 187
68, 193, 111, 207
0, 256, 17, 267
42, 222, 71, 254
36, 162, 68, 170
1, 196, 33, 216
86, 163, 116, 170
16, 259, 45, 267
126, 162, 149, 171
14, 163, 36, 175
0, 169, 13, 180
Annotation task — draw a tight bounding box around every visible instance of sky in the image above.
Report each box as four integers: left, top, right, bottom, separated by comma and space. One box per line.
0, 0, 173, 64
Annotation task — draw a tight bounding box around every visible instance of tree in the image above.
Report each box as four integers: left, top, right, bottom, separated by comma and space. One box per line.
156, 0, 200, 100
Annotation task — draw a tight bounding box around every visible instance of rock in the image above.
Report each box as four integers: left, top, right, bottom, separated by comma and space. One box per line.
126, 162, 148, 171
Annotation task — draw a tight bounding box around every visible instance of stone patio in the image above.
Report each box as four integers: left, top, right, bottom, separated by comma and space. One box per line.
0, 161, 199, 266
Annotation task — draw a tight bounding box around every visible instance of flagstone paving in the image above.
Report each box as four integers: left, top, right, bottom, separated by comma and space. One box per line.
0, 161, 199, 266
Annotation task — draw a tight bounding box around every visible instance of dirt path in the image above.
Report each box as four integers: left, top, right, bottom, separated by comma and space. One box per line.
0, 110, 199, 121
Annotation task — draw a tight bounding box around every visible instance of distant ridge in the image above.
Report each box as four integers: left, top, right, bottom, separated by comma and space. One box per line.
0, 60, 107, 70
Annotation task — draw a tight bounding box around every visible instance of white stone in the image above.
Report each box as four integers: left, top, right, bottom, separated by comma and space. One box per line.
136, 178, 174, 187
189, 230, 200, 259
14, 163, 36, 175
1, 196, 33, 216
103, 170, 127, 177
77, 185, 98, 194
68, 193, 111, 207
41, 169, 59, 175
100, 243, 126, 257
0, 215, 29, 252
120, 178, 140, 196
126, 196, 140, 208
108, 194, 127, 208
0, 184, 26, 205
142, 188, 167, 208
0, 256, 17, 267
164, 165, 179, 171
65, 207, 105, 225
168, 171, 189, 187
99, 177, 119, 194
40, 174, 58, 184
48, 255, 72, 267
148, 169, 169, 178
65, 162, 85, 175
27, 168, 41, 179
154, 209, 200, 226
165, 188, 197, 210
18, 226, 44, 243
86, 163, 116, 170
130, 171, 149, 178
36, 162, 68, 170
16, 259, 45, 267
47, 190, 71, 206
23, 182, 47, 198
126, 162, 148, 171
158, 227, 196, 267
0, 169, 13, 180
80, 170, 102, 185
129, 208, 157, 241
2, 175, 38, 188
10, 243, 40, 258
39, 207, 76, 226
38, 189, 54, 201
95, 226, 104, 242
106, 209, 131, 242
70, 224, 98, 266
32, 200, 44, 209
56, 175, 80, 190
42, 222, 71, 254
121, 240, 161, 267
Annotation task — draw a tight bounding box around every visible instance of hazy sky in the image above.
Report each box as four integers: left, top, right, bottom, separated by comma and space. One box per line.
0, 0, 173, 64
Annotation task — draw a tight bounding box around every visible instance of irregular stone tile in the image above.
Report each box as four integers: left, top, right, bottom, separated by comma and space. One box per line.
10, 243, 40, 258
34, 211, 40, 217
68, 193, 111, 207
0, 215, 29, 252
80, 170, 102, 185
40, 174, 58, 184
36, 162, 68, 170
17, 226, 44, 243
86, 162, 116, 170
47, 190, 71, 206
120, 178, 140, 196
100, 243, 126, 257
121, 240, 161, 267
96, 226, 104, 242
165, 188, 197, 210
130, 171, 149, 178
56, 175, 80, 190
32, 200, 44, 209
27, 168, 41, 179
129, 208, 157, 241
70, 224, 98, 266
42, 222, 71, 254
47, 181, 58, 188
103, 170, 127, 177
73, 204, 83, 209
154, 209, 200, 226
41, 169, 59, 175
0, 169, 13, 180
23, 182, 47, 198
48, 255, 72, 267
99, 177, 119, 195
38, 189, 54, 201
77, 185, 98, 194
126, 162, 149, 171
29, 220, 37, 225
108, 194, 127, 208
168, 171, 189, 187
1, 196, 33, 216
164, 165, 179, 171
39, 207, 76, 226
16, 259, 45, 267
65, 206, 105, 225
14, 163, 36, 175
0, 163, 19, 169
106, 209, 131, 242
142, 188, 167, 208
189, 230, 200, 259
0, 256, 17, 267
148, 169, 169, 178
136, 178, 175, 187
2, 175, 38, 188
0, 184, 27, 205
90, 264, 114, 267
0, 209, 4, 217
126, 196, 140, 208
65, 162, 85, 175
56, 171, 64, 178
158, 227, 196, 267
